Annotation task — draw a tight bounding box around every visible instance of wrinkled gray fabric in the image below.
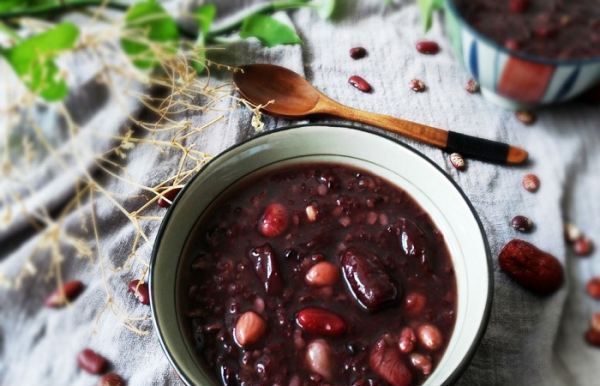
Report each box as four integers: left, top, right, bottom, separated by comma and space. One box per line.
1, 1, 599, 385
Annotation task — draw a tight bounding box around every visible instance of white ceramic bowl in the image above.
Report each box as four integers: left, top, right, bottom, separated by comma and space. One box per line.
150, 124, 493, 385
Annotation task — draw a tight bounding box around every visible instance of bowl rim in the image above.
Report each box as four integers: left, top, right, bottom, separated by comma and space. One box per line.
444, 0, 600, 66
149, 123, 494, 386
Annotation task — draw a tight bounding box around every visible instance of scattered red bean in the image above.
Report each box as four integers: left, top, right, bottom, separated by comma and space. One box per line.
585, 328, 600, 347
128, 279, 150, 305
416, 324, 443, 351
409, 79, 427, 92
509, 0, 529, 13
99, 373, 126, 386
522, 173, 540, 192
296, 307, 347, 336
348, 75, 373, 93
77, 348, 108, 374
511, 215, 533, 233
574, 237, 594, 257
349, 47, 367, 60
499, 239, 564, 295
449, 153, 466, 170
465, 79, 480, 93
157, 188, 181, 208
234, 311, 267, 347
415, 40, 440, 55
306, 339, 334, 380
586, 278, 600, 299
585, 314, 600, 348
45, 280, 84, 308
258, 202, 289, 238
409, 353, 433, 375
515, 110, 536, 125
398, 327, 417, 353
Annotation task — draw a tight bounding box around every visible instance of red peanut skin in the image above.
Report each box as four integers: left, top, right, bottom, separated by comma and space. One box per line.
296, 307, 347, 336
499, 239, 563, 295
128, 280, 150, 305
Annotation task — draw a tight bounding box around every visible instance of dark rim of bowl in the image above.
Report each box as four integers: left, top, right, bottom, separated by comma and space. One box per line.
444, 0, 600, 66
149, 123, 494, 386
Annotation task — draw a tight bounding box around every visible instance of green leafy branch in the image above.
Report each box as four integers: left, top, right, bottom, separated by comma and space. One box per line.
0, 0, 337, 101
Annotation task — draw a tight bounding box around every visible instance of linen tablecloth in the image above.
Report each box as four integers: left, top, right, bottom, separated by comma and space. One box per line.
1, 1, 599, 385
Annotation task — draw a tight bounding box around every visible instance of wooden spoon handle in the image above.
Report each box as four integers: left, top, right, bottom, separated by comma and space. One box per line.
321, 101, 528, 165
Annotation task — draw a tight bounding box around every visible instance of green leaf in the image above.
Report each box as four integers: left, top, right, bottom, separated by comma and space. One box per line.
310, 0, 336, 19
195, 4, 216, 36
192, 4, 216, 74
418, 0, 444, 32
121, 0, 180, 69
3, 22, 79, 101
240, 14, 301, 48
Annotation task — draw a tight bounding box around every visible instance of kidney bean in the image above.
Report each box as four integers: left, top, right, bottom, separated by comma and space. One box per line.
415, 40, 440, 55
77, 348, 108, 374
348, 75, 373, 93
99, 373, 125, 386
350, 47, 367, 59
296, 307, 347, 336
157, 188, 181, 208
128, 279, 150, 305
45, 280, 84, 308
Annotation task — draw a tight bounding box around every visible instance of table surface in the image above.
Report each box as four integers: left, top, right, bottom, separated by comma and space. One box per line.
1, 1, 599, 385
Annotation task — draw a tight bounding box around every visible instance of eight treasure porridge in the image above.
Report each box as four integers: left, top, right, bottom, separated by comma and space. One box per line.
179, 163, 457, 386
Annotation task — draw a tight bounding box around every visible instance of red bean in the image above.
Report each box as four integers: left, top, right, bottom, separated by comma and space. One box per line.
296, 307, 347, 336
258, 202, 289, 238
77, 348, 108, 374
348, 75, 373, 93
157, 188, 181, 208
45, 280, 84, 308
99, 373, 126, 386
349, 47, 367, 60
415, 40, 440, 55
404, 292, 427, 316
128, 279, 150, 305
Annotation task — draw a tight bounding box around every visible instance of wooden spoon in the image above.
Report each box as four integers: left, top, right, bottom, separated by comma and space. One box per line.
233, 64, 528, 165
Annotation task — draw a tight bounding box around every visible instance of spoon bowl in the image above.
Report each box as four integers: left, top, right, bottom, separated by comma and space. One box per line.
234, 64, 321, 117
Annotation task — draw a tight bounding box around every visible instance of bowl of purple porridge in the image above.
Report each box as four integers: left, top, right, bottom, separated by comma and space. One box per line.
445, 0, 600, 108
150, 124, 492, 386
